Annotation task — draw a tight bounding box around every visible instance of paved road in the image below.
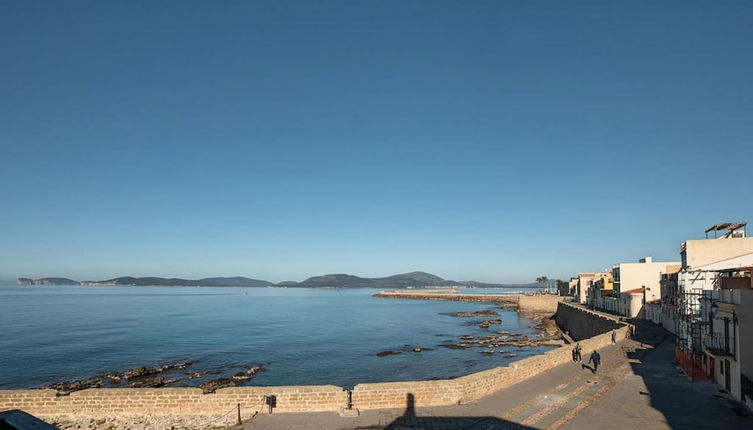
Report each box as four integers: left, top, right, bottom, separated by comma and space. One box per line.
561, 320, 753, 430
235, 322, 753, 430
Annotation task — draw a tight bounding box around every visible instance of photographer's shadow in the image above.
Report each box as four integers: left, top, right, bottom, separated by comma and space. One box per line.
382, 393, 537, 430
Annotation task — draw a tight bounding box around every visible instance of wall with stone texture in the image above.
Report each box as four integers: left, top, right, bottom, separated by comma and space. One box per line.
554, 302, 623, 341
0, 385, 346, 425
349, 325, 627, 411
0, 305, 627, 420
517, 295, 565, 313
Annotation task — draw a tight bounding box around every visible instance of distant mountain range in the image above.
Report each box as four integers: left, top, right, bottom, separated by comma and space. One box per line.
16, 272, 531, 289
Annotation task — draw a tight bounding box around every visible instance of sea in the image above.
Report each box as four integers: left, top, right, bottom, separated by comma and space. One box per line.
0, 285, 553, 389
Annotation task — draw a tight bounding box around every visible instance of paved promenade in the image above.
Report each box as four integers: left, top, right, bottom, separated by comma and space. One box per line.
234, 321, 753, 430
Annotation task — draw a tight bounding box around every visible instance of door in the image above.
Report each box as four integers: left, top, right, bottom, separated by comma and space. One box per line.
724, 360, 731, 392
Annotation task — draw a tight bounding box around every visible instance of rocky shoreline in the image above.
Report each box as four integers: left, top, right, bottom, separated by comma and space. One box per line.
46, 362, 263, 395
377, 305, 564, 359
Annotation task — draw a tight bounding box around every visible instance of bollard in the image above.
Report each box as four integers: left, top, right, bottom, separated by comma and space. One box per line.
264, 395, 277, 414
237, 403, 242, 425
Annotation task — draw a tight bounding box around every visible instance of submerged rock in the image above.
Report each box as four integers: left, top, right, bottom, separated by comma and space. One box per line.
376, 350, 402, 357
450, 310, 500, 318
47, 361, 201, 393
440, 343, 472, 350
47, 378, 103, 394
199, 378, 238, 393
130, 377, 169, 388
123, 362, 193, 380
232, 364, 263, 380
478, 319, 502, 329
187, 370, 215, 379
102, 372, 123, 383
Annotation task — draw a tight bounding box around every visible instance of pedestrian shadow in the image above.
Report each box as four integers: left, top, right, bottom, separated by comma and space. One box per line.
580, 364, 595, 374
371, 393, 538, 430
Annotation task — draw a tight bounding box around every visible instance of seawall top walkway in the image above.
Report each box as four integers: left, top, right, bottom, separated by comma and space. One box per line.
565, 302, 626, 323
237, 322, 753, 430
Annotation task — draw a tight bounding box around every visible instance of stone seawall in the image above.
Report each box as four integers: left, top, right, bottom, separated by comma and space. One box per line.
554, 302, 624, 341
350, 325, 627, 410
1, 298, 623, 425
0, 385, 347, 426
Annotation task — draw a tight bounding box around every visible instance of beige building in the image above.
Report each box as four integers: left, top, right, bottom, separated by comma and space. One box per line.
612, 257, 681, 304
682, 228, 753, 271
576, 273, 595, 304
618, 288, 646, 318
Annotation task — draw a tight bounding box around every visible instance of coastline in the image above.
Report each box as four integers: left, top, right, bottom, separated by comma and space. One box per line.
0, 302, 628, 430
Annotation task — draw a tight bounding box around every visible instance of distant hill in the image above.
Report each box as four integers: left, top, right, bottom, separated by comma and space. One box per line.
196, 277, 273, 287
289, 271, 466, 288
16, 271, 518, 288
18, 277, 80, 286
80, 276, 273, 287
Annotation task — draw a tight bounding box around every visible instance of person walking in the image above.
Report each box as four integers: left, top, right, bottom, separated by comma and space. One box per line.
588, 350, 601, 373
575, 343, 582, 362
611, 329, 616, 344
572, 344, 577, 362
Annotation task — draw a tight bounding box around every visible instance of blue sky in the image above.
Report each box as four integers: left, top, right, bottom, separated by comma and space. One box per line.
2, 1, 752, 283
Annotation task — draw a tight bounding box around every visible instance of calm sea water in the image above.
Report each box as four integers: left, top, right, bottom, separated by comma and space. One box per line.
0, 285, 552, 389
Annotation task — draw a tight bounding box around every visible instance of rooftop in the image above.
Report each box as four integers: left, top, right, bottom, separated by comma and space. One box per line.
621, 288, 645, 294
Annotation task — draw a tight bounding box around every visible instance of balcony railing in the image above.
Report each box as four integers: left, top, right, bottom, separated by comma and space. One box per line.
703, 334, 735, 357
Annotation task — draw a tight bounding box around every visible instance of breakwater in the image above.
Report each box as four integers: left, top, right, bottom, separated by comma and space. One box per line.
373, 290, 565, 313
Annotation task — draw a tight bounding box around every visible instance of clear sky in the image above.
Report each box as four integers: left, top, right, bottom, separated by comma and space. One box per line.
2, 1, 752, 284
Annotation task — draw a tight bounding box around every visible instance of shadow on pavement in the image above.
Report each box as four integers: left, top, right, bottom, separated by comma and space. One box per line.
624, 319, 753, 430
356, 393, 537, 430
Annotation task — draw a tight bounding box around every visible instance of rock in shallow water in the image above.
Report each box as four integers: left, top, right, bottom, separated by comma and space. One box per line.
199, 378, 237, 393
450, 310, 500, 317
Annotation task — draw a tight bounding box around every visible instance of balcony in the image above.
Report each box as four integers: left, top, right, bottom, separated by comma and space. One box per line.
703, 333, 735, 358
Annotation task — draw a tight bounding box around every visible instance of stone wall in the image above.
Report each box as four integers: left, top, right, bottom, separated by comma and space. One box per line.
517, 295, 565, 313
351, 326, 627, 410
554, 302, 623, 341
0, 385, 346, 426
